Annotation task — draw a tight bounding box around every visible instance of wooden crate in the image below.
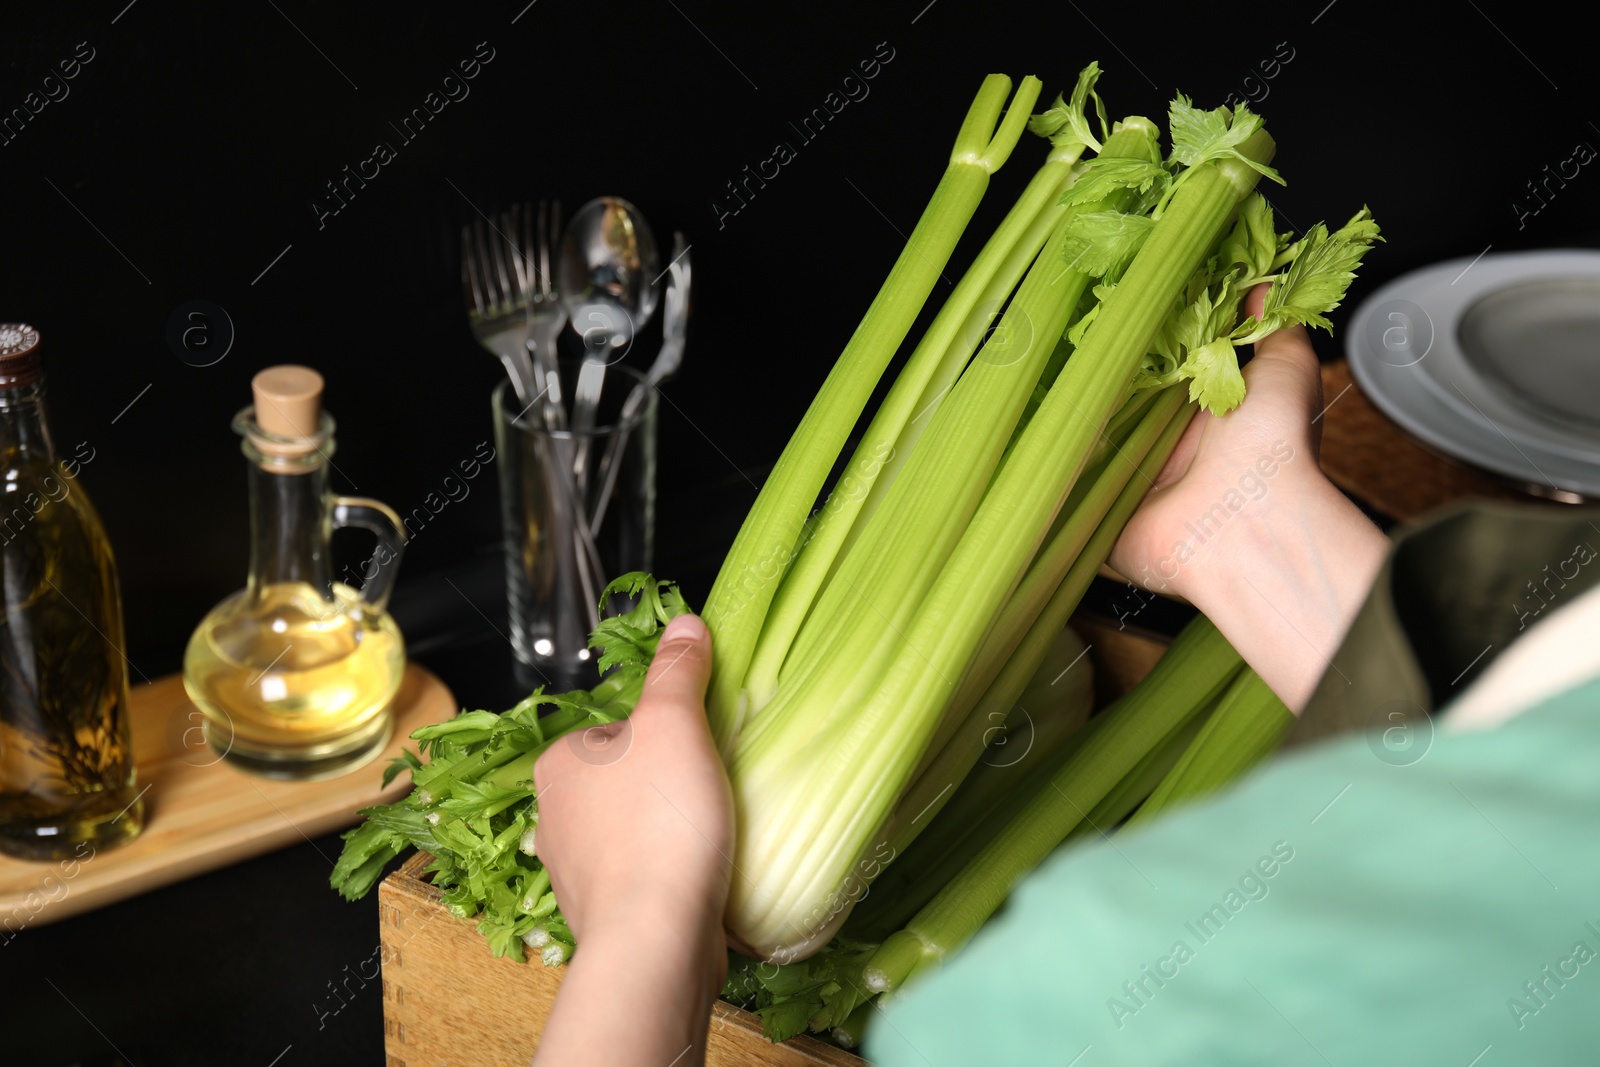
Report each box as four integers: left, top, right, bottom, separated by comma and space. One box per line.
379, 618, 1166, 1066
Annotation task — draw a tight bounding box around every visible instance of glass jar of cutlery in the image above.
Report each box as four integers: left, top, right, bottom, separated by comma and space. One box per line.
493, 365, 658, 692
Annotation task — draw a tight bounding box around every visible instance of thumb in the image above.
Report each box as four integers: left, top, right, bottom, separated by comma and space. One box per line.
1241, 281, 1322, 433
1243, 281, 1315, 374
640, 614, 714, 710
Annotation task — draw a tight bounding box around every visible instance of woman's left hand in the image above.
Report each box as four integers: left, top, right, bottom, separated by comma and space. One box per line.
532, 614, 733, 1067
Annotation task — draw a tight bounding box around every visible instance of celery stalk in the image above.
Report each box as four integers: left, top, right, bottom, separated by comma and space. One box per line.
740, 144, 1083, 708
754, 146, 1277, 961
724, 119, 1279, 947
723, 126, 1188, 962
830, 1002, 872, 1050
892, 385, 1190, 831
1069, 672, 1230, 836
861, 615, 1243, 992
923, 384, 1190, 767
701, 74, 1043, 754
847, 627, 1098, 941
1125, 667, 1293, 825
734, 123, 1162, 780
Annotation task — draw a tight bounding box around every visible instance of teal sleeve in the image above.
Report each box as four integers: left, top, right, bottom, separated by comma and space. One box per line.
867, 677, 1600, 1066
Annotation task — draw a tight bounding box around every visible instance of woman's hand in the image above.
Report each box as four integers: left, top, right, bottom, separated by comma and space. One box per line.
531, 614, 733, 1067
1107, 284, 1389, 712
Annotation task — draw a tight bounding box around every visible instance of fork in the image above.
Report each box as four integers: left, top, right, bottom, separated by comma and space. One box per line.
518, 201, 607, 626
462, 206, 540, 413
465, 204, 602, 644
521, 200, 568, 430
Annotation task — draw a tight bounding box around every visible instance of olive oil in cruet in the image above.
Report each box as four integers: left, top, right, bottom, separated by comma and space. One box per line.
183, 366, 409, 780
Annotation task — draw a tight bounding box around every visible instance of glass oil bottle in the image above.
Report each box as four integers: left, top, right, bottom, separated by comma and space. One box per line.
0, 324, 143, 860
183, 366, 408, 780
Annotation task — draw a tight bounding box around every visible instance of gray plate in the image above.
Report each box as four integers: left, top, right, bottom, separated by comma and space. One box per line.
1346, 250, 1600, 500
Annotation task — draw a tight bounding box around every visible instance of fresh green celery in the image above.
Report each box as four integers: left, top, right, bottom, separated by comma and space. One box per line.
830, 1002, 873, 1050
331, 81, 1385, 1005
1069, 670, 1231, 837
723, 124, 1176, 961
860, 614, 1243, 992
743, 122, 1162, 764
847, 627, 1098, 940
1125, 667, 1293, 825
740, 142, 1083, 709
868, 389, 1192, 915
701, 75, 1043, 755
918, 383, 1189, 773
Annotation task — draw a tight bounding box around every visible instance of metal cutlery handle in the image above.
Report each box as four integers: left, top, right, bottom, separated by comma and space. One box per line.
590, 237, 690, 533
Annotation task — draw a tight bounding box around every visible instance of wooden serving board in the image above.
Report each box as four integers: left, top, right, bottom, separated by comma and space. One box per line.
0, 662, 457, 927
380, 619, 1170, 1067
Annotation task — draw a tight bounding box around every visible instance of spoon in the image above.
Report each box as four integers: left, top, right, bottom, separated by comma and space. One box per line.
557, 197, 660, 489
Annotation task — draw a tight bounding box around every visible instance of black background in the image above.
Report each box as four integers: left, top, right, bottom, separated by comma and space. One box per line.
2, 1, 1598, 1064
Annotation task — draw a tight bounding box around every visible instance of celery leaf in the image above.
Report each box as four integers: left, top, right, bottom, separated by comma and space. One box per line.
439, 778, 537, 820
1061, 158, 1169, 208
1168, 95, 1283, 185
1066, 303, 1099, 346
381, 748, 422, 789
1240, 206, 1382, 339
758, 998, 817, 1043
1061, 211, 1156, 279
328, 817, 409, 901
1028, 62, 1107, 151
410, 710, 503, 747
1218, 194, 1278, 283
589, 572, 689, 674
1129, 349, 1181, 393
1180, 338, 1247, 413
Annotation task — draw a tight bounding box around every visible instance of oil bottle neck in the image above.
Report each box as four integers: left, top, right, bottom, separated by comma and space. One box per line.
245, 461, 333, 598
0, 382, 56, 464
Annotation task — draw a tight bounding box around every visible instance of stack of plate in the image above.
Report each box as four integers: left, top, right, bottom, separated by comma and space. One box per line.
1347, 250, 1600, 501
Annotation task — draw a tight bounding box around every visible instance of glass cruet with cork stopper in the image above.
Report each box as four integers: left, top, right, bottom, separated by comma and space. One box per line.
183, 366, 409, 780
0, 324, 144, 860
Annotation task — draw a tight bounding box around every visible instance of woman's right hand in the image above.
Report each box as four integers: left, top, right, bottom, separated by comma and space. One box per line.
1107, 283, 1389, 712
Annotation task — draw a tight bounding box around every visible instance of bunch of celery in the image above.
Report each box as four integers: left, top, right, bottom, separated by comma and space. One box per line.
701, 66, 1377, 964
332, 62, 1377, 1010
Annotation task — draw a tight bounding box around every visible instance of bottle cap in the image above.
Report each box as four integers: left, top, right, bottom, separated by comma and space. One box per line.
0, 324, 43, 387
252, 365, 324, 438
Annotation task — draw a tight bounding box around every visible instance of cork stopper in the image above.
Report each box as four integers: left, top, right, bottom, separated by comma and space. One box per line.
252, 365, 324, 438
0, 324, 43, 388
243, 365, 330, 468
